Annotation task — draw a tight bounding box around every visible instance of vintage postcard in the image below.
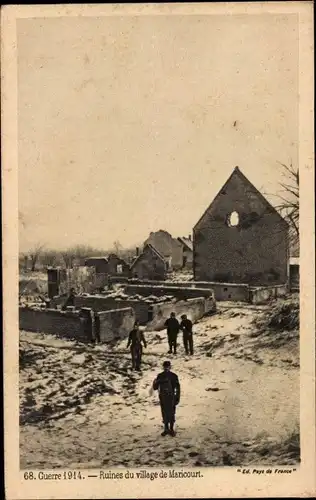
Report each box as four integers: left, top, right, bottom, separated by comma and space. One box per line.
2, 2, 315, 499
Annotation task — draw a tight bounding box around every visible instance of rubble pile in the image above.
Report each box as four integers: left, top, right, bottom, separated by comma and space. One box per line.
105, 290, 176, 305
253, 296, 299, 333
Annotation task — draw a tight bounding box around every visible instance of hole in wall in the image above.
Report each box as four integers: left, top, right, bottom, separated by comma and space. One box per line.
227, 211, 240, 227
224, 287, 228, 292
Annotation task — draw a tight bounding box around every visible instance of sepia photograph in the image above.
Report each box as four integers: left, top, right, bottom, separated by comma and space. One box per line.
2, 2, 315, 499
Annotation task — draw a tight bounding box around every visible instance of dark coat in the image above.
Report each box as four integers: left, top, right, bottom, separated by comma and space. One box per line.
180, 318, 193, 334
127, 329, 147, 348
164, 317, 180, 335
153, 371, 181, 404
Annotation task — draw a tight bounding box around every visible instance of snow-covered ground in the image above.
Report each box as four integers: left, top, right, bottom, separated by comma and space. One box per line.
20, 303, 299, 468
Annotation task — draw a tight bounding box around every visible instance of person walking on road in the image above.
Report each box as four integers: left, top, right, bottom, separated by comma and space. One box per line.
164, 312, 180, 355
127, 321, 147, 371
180, 314, 194, 355
152, 360, 181, 437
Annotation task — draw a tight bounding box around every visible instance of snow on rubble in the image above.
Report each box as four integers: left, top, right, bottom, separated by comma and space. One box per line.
20, 300, 300, 468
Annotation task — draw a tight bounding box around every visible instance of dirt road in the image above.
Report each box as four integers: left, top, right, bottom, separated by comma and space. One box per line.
20, 304, 300, 468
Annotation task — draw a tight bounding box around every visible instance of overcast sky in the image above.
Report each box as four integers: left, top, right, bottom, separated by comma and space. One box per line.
18, 13, 298, 252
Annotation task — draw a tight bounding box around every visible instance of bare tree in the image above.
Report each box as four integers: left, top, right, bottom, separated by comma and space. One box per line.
40, 250, 58, 268
274, 162, 299, 250
29, 243, 44, 271
60, 245, 101, 268
112, 240, 123, 256
61, 248, 76, 269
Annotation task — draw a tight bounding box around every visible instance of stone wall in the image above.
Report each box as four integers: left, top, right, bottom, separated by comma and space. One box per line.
75, 296, 150, 324
19, 307, 88, 341
20, 305, 136, 343
123, 284, 214, 300
96, 307, 135, 342
249, 285, 288, 305
109, 279, 248, 302
194, 168, 289, 286
51, 294, 151, 325
146, 297, 214, 331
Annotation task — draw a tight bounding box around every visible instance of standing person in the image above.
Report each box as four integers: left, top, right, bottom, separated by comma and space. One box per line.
180, 314, 194, 355
164, 312, 180, 355
127, 321, 147, 371
152, 360, 181, 437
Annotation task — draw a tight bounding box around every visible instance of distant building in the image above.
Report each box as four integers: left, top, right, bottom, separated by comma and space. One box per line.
193, 166, 289, 286
130, 244, 167, 280
106, 254, 130, 277
144, 230, 183, 270
85, 254, 129, 277
177, 236, 193, 268
84, 257, 108, 274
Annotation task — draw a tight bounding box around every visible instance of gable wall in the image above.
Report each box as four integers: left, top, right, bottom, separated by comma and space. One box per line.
194, 171, 288, 285
131, 246, 166, 280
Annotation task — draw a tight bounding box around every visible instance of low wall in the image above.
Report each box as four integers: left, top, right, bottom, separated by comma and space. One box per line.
75, 296, 150, 324
146, 297, 215, 331
201, 283, 249, 301
112, 279, 248, 302
51, 294, 150, 325
123, 284, 214, 300
96, 307, 135, 342
19, 307, 88, 342
249, 285, 288, 305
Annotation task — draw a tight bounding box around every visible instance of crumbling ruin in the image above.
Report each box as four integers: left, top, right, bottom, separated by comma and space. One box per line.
20, 272, 217, 343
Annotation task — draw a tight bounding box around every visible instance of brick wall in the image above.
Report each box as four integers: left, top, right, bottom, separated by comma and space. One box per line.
194, 169, 289, 286
97, 307, 135, 342
19, 307, 88, 341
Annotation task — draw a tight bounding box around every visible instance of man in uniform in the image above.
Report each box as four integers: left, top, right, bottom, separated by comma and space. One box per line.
127, 321, 147, 371
164, 312, 180, 354
152, 360, 181, 436
180, 314, 194, 355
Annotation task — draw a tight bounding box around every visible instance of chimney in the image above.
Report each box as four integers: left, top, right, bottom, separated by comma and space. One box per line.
188, 235, 192, 241
136, 247, 139, 256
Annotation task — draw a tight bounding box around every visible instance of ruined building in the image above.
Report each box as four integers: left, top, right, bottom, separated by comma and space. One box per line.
177, 236, 193, 268
193, 167, 289, 286
144, 230, 183, 270
130, 244, 167, 280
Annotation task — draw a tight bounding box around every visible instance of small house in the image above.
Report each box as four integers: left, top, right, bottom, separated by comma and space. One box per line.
85, 257, 108, 274
130, 244, 167, 280
144, 230, 183, 270
106, 254, 130, 277
177, 236, 193, 268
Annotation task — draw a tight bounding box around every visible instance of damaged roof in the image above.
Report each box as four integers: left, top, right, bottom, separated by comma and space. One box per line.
178, 237, 193, 252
